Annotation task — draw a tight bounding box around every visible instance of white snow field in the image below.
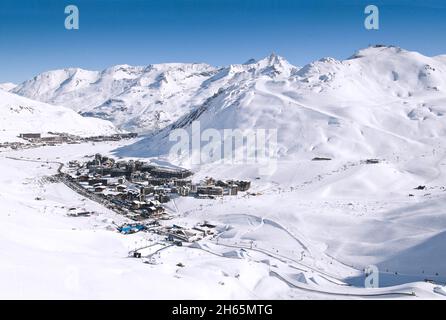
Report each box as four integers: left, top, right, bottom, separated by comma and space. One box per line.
1, 45, 446, 299
0, 140, 444, 299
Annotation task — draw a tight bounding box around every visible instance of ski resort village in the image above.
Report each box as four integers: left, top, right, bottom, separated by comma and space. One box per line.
63, 153, 251, 240
1, 46, 446, 299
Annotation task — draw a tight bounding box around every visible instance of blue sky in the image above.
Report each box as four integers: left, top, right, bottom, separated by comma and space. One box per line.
0, 0, 445, 83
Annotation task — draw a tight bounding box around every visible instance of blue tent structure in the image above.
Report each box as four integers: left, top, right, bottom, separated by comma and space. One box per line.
118, 224, 146, 234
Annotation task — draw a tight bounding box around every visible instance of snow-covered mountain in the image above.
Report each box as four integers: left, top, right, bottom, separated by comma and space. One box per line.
11, 45, 446, 161
0, 82, 16, 91
0, 89, 117, 141
118, 45, 446, 163
12, 54, 298, 133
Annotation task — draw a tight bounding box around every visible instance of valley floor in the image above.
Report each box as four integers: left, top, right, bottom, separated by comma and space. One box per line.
0, 140, 445, 299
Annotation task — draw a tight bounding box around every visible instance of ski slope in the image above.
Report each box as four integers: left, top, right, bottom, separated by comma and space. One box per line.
0, 89, 118, 142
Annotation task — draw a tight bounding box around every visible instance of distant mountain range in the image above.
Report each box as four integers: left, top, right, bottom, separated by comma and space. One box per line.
5, 45, 446, 160
10, 54, 297, 133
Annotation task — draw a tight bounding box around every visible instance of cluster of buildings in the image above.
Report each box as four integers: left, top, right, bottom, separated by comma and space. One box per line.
195, 177, 251, 198
66, 154, 251, 221
122, 221, 218, 246
0, 141, 29, 150
164, 222, 218, 243
1, 132, 138, 151
17, 132, 138, 146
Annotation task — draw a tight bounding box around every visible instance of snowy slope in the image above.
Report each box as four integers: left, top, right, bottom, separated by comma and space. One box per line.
118, 46, 446, 163
12, 55, 298, 133
12, 64, 218, 132
0, 82, 16, 91
1, 142, 443, 299
0, 89, 117, 141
